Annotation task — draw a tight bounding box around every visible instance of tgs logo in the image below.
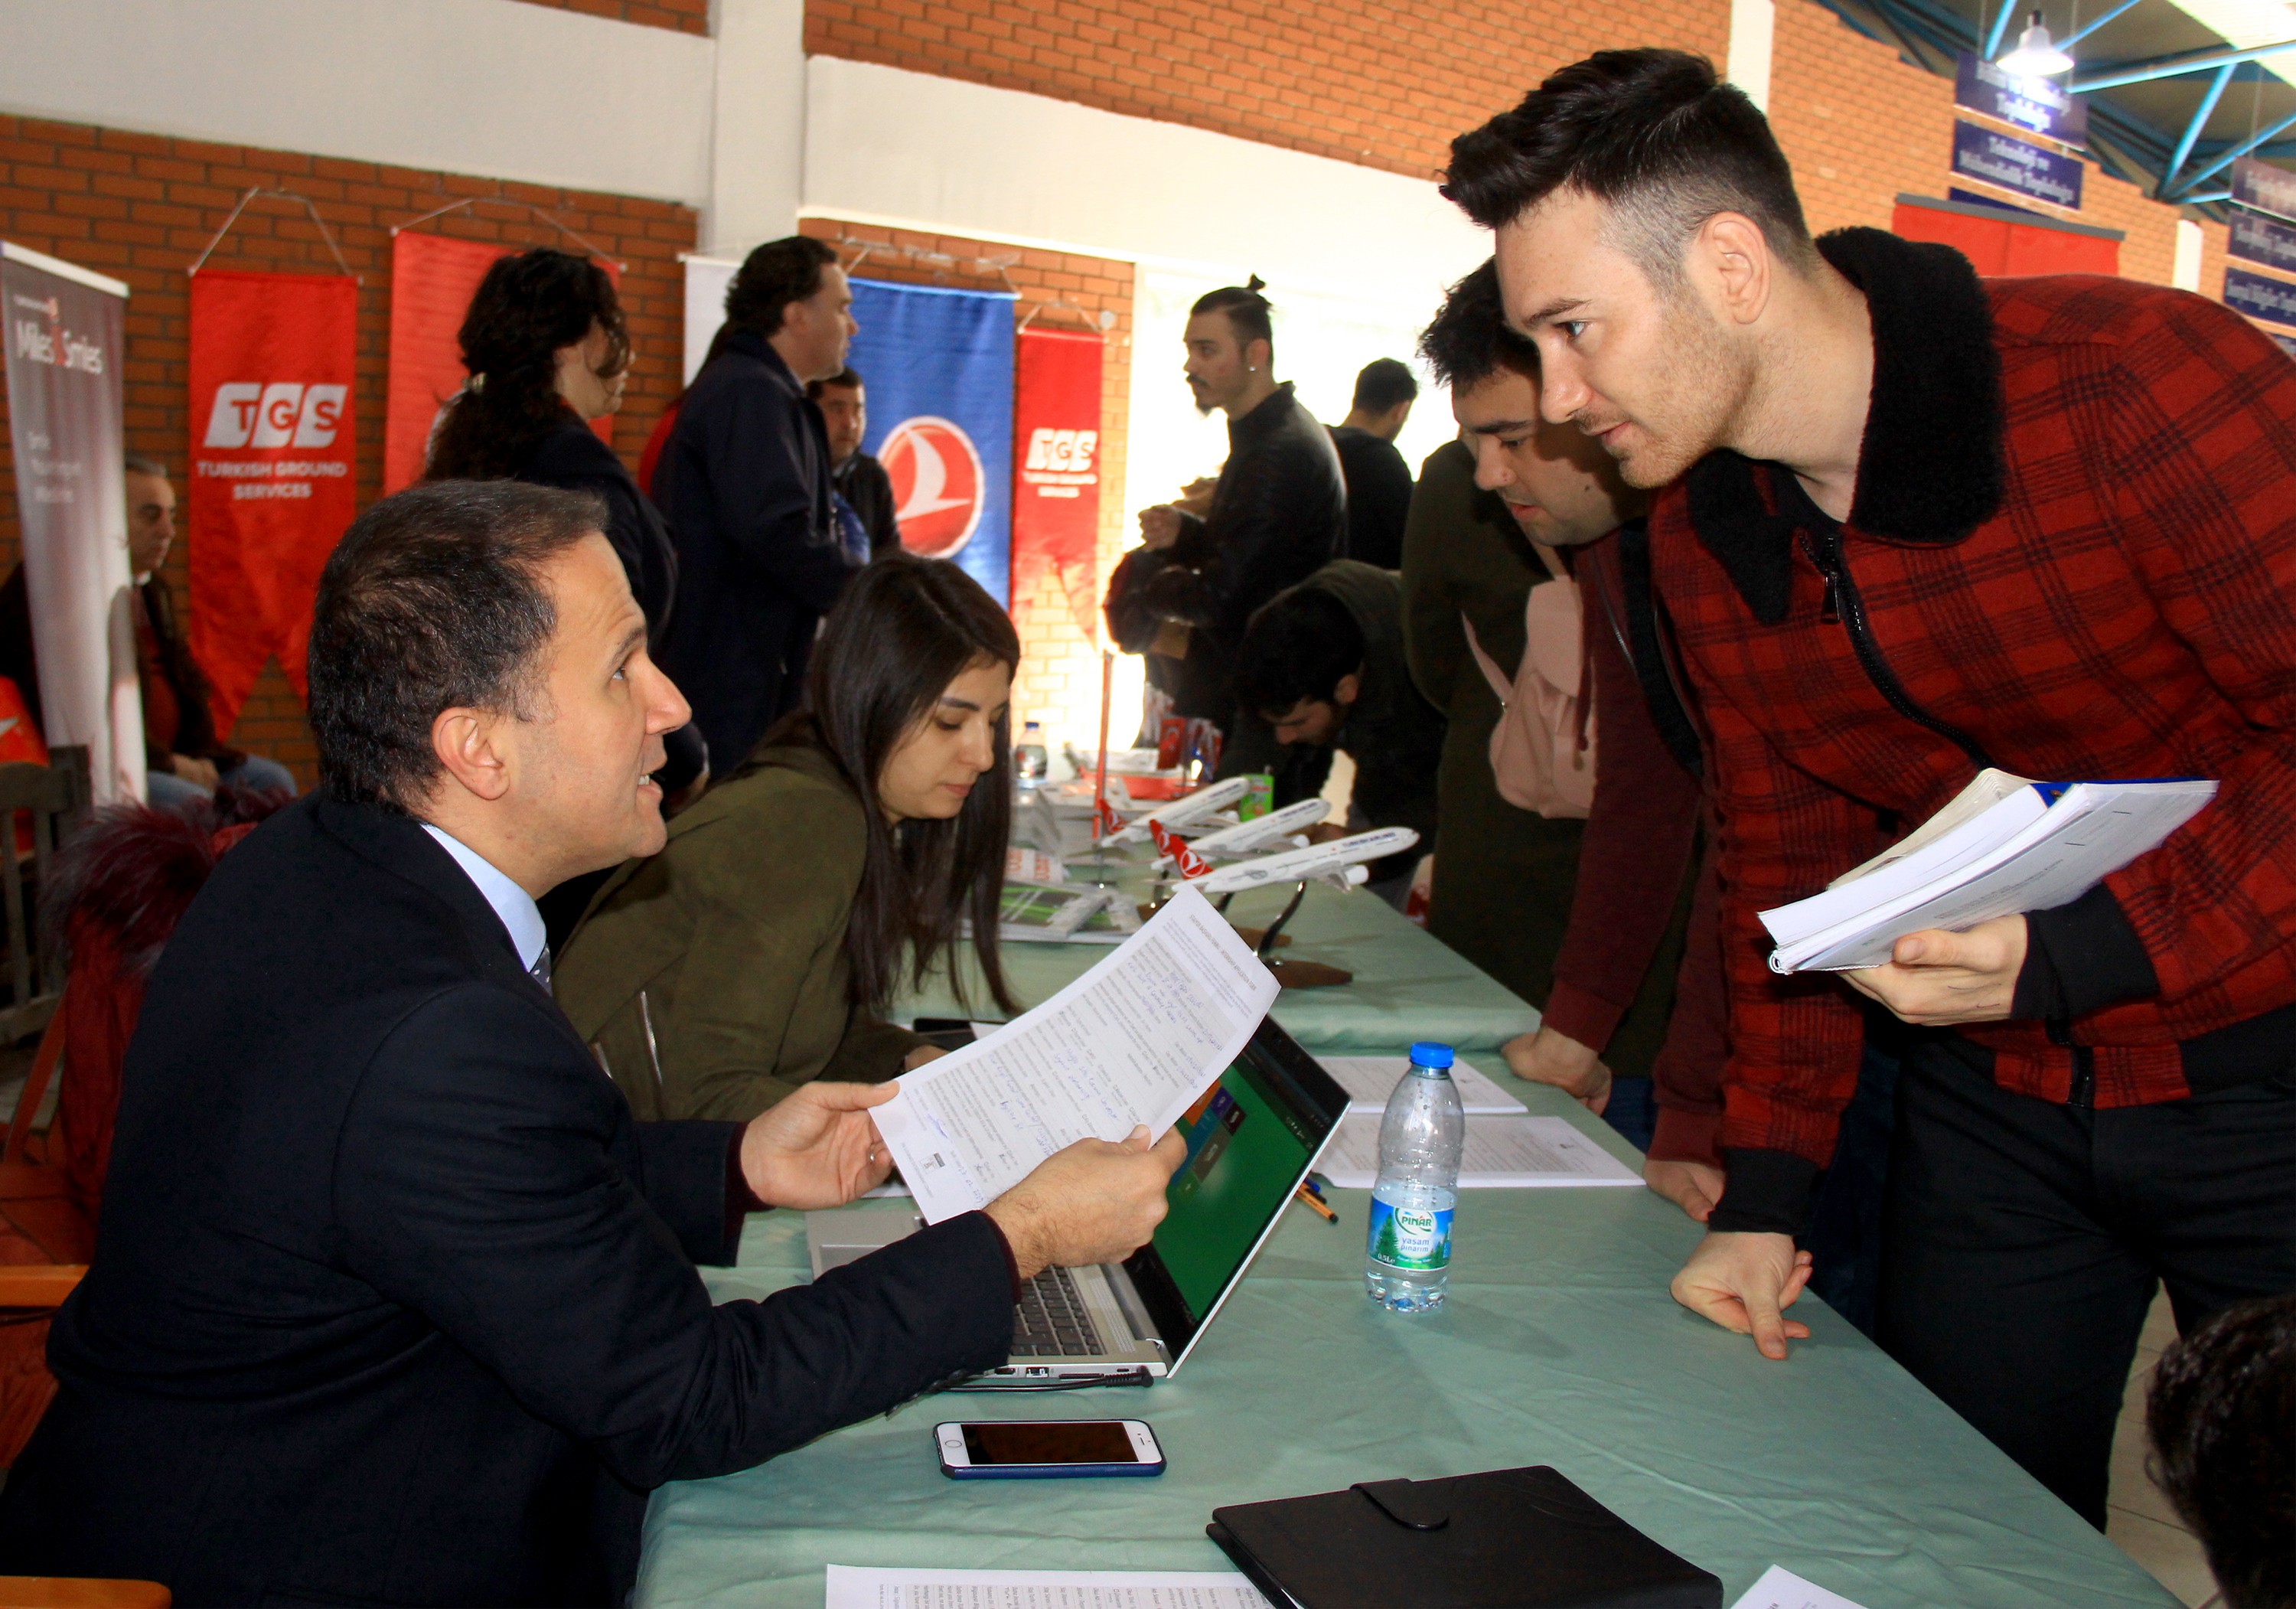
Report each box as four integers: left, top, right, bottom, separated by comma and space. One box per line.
202, 383, 347, 450
880, 416, 984, 558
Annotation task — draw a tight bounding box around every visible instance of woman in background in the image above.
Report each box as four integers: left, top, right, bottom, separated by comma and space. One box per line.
554, 553, 1022, 1121
426, 247, 706, 808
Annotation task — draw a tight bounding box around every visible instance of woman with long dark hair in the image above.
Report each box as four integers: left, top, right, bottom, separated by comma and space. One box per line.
553, 553, 1021, 1121
425, 247, 705, 802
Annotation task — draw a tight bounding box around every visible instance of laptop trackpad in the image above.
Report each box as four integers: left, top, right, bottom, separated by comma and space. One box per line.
804, 1206, 925, 1279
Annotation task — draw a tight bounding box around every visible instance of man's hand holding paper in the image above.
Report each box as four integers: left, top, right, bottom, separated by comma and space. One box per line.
872, 886, 1280, 1225
1841, 913, 2027, 1026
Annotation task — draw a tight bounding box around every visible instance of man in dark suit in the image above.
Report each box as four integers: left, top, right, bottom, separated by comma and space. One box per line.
810, 366, 904, 560
0, 481, 1182, 1607
654, 236, 865, 769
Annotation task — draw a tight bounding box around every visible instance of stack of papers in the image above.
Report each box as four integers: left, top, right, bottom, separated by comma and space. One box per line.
1314, 1054, 1528, 1115
1319, 1113, 1642, 1190
1759, 769, 2213, 974
828, 1566, 1273, 1607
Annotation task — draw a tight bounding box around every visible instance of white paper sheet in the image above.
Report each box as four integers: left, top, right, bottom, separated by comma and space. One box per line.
1728, 1565, 1870, 1609
1313, 1055, 1528, 1115
873, 884, 1280, 1223
825, 1565, 1274, 1608
1319, 1113, 1643, 1189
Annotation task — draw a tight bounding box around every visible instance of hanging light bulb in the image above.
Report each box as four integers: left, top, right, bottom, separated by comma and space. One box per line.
1999, 10, 2075, 74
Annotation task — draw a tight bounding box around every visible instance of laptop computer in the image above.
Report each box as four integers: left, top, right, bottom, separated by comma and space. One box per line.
805, 1013, 1349, 1386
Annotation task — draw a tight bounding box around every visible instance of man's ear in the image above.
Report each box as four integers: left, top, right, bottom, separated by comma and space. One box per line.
1247, 337, 1273, 373
431, 707, 514, 804
1697, 212, 1773, 328
1333, 673, 1362, 707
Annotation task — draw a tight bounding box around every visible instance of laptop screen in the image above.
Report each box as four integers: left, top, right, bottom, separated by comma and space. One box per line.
1122, 1017, 1347, 1362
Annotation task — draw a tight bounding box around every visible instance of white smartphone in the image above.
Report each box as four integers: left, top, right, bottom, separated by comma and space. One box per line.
934, 1418, 1166, 1480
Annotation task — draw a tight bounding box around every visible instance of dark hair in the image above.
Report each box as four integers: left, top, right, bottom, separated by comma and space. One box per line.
1191, 276, 1273, 352
1419, 259, 1540, 390
1234, 586, 1365, 720
807, 367, 864, 399
1352, 358, 1419, 414
724, 236, 840, 339
779, 553, 1019, 1017
124, 453, 168, 481
310, 481, 605, 811
425, 249, 628, 481
2148, 1294, 2296, 1609
1442, 49, 1812, 289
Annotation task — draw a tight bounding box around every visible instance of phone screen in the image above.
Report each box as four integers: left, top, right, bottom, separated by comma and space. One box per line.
960, 1421, 1142, 1466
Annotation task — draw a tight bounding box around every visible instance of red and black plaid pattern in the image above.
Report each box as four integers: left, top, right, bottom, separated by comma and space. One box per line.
1648, 274, 2296, 1170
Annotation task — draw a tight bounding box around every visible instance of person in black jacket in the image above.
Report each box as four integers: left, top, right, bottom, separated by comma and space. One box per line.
810, 367, 902, 559
1327, 357, 1418, 570
1104, 279, 1345, 786
654, 237, 866, 768
0, 481, 1185, 1608
426, 247, 706, 802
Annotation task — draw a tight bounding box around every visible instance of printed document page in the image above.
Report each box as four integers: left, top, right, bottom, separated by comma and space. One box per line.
1320, 1113, 1642, 1189
1727, 1565, 1870, 1609
826, 1565, 1274, 1607
874, 884, 1279, 1223
1315, 1055, 1528, 1115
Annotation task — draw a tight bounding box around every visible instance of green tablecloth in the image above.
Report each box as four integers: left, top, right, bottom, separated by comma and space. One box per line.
899, 850, 1541, 1053
638, 1069, 2174, 1609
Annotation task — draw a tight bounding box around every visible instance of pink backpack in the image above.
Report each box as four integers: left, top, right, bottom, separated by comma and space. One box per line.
1459, 556, 1595, 819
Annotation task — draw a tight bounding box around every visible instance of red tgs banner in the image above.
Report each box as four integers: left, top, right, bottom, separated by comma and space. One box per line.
188, 269, 358, 732
383, 230, 618, 494
1011, 326, 1104, 635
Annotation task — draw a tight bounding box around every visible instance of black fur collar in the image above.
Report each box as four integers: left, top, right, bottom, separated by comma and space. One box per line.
1683, 227, 2007, 625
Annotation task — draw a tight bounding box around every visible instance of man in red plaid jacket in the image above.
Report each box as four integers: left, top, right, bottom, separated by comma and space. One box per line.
1446, 49, 2296, 1526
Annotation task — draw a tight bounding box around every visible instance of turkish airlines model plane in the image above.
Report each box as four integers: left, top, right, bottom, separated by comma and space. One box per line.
1188, 827, 1420, 895
1104, 774, 1254, 844
1150, 796, 1330, 868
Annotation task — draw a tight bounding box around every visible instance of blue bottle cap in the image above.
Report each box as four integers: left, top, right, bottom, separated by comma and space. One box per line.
1408, 1041, 1454, 1069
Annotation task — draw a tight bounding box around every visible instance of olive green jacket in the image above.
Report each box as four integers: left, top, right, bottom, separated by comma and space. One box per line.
553, 739, 925, 1121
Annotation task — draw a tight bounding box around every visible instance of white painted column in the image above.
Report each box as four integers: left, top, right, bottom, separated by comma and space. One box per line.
2172, 218, 2205, 290
1728, 0, 1778, 112
706, 0, 807, 256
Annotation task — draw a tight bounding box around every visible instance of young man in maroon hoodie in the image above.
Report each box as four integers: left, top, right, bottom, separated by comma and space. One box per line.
1444, 48, 2296, 1526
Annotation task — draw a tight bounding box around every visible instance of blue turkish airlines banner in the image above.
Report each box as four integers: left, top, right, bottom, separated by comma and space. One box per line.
847, 279, 1016, 605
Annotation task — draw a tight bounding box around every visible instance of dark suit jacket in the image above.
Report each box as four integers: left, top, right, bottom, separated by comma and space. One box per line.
654, 331, 863, 769
0, 794, 1014, 1607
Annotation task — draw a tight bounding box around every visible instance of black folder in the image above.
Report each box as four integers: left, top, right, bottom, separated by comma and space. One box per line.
1207, 1465, 1723, 1609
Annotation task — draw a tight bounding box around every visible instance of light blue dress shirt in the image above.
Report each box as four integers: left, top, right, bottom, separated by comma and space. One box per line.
420, 823, 548, 975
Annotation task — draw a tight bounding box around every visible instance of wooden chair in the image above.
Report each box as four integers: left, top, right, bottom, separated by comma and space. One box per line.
0, 749, 90, 1048
0, 1578, 169, 1607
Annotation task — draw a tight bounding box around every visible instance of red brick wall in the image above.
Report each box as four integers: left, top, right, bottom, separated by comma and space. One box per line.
806, 0, 1731, 182
0, 114, 696, 785
799, 217, 1135, 748
509, 0, 711, 35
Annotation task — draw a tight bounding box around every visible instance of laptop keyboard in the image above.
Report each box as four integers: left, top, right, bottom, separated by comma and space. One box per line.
1009, 1266, 1109, 1358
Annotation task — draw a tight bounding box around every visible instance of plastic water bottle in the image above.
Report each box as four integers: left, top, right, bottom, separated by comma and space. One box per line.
1014, 722, 1049, 787
1365, 1041, 1465, 1313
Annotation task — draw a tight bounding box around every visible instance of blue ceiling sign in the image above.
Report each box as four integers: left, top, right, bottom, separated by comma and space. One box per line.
1955, 52, 2089, 143
2231, 157, 2296, 224
2230, 209, 2296, 276
2223, 265, 2296, 329
1952, 120, 2085, 210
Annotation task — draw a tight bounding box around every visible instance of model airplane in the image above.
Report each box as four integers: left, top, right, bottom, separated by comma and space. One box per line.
1150, 796, 1330, 868
1189, 827, 1420, 895
1104, 774, 1254, 844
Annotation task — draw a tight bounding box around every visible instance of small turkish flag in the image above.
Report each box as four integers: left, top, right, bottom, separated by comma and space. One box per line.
1092, 791, 1123, 842
1150, 819, 1212, 880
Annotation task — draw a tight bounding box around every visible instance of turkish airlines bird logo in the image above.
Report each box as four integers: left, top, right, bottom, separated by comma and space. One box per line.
1150, 820, 1212, 880
880, 416, 985, 558
1092, 791, 1124, 842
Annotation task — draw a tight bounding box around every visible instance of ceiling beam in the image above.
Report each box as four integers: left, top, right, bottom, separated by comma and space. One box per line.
2074, 38, 2296, 94
2170, 103, 2296, 194
2161, 62, 2236, 194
